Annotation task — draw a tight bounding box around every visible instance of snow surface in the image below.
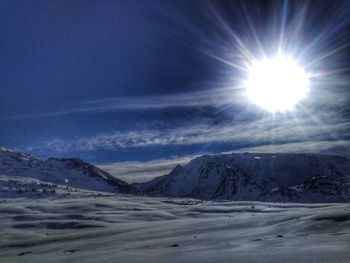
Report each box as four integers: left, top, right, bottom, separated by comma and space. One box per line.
0, 175, 110, 198
0, 194, 349, 262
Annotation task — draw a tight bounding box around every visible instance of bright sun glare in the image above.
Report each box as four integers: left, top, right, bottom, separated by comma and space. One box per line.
245, 55, 310, 112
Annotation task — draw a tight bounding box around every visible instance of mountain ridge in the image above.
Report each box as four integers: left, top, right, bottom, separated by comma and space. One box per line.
0, 146, 138, 194
134, 153, 350, 202
1, 146, 350, 202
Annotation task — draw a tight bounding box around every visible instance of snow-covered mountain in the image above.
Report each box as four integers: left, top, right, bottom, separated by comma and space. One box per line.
2, 146, 350, 202
0, 146, 137, 194
134, 153, 350, 202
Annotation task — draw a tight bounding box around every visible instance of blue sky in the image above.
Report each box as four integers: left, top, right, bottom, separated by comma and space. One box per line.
1, 0, 350, 182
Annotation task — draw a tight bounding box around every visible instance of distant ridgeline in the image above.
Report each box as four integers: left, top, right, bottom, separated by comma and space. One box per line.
1, 146, 349, 202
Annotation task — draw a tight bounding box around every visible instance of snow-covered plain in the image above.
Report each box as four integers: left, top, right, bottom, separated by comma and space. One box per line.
1, 194, 350, 262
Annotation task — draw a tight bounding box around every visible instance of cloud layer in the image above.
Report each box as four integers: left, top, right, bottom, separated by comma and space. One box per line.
98, 156, 193, 183
27, 109, 349, 154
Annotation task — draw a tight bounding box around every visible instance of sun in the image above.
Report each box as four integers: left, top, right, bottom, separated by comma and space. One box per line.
244, 55, 310, 112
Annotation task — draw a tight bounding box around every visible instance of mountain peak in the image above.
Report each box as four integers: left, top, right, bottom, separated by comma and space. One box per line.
0, 146, 15, 152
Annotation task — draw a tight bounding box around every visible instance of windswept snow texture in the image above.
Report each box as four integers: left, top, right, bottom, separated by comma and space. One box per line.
0, 146, 137, 194
0, 195, 350, 262
135, 153, 350, 202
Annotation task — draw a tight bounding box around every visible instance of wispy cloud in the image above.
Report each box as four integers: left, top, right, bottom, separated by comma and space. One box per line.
9, 87, 246, 119
10, 84, 349, 120
233, 140, 350, 156
26, 108, 350, 155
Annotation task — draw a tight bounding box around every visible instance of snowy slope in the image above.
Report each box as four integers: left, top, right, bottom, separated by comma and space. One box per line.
0, 146, 137, 194
134, 153, 350, 202
0, 175, 103, 198
1, 196, 350, 262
